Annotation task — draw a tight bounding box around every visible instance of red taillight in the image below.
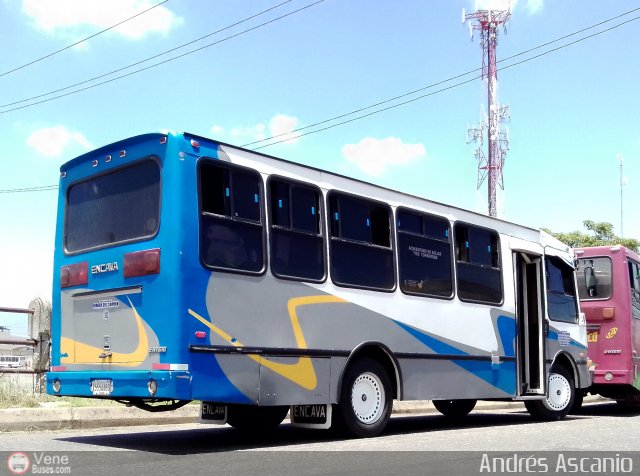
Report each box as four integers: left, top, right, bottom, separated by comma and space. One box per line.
124, 248, 160, 278
60, 262, 88, 288
195, 331, 206, 339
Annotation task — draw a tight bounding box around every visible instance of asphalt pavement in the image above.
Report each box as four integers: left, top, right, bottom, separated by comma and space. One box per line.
0, 396, 603, 432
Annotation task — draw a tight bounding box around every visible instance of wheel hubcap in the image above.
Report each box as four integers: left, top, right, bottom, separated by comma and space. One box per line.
544, 373, 572, 411
351, 372, 385, 424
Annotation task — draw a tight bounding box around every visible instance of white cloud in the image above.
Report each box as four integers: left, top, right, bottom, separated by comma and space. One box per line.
342, 137, 426, 177
524, 0, 543, 14
26, 126, 92, 158
473, 0, 543, 15
22, 0, 182, 41
218, 114, 301, 145
230, 123, 266, 143
269, 114, 300, 144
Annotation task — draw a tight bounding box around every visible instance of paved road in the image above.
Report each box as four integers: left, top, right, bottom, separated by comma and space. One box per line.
1, 402, 639, 475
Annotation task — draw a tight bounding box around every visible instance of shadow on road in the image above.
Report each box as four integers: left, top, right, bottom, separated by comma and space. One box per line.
56, 405, 604, 455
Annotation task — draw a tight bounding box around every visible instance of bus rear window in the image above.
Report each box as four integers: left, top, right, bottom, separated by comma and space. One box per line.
65, 159, 161, 253
576, 257, 612, 300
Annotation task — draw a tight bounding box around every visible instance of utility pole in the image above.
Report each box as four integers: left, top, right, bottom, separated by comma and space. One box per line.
463, 4, 511, 217
618, 153, 624, 237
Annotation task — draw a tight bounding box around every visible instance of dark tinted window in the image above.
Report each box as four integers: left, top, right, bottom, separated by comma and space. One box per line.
397, 209, 453, 298
546, 256, 578, 322
200, 160, 264, 273
65, 159, 161, 253
268, 178, 324, 281
454, 224, 502, 304
329, 192, 394, 290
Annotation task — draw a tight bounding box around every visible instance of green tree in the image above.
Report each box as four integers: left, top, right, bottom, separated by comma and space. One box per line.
543, 220, 639, 252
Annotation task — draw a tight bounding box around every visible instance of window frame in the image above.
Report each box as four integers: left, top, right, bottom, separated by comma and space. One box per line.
453, 221, 504, 306
197, 157, 267, 276
327, 190, 396, 292
266, 175, 327, 283
396, 206, 454, 300
575, 256, 613, 302
64, 156, 162, 255
545, 254, 579, 323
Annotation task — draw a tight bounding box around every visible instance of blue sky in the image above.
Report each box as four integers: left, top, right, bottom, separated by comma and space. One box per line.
1, 0, 639, 336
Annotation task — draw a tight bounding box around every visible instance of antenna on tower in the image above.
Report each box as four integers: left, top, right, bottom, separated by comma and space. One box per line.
462, 1, 512, 218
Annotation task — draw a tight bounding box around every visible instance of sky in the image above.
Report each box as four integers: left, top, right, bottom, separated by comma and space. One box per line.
0, 0, 639, 336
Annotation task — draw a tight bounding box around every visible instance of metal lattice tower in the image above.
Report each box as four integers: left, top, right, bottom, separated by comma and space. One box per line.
463, 5, 511, 217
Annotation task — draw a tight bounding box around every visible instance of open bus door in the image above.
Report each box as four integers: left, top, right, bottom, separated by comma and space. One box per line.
514, 251, 546, 397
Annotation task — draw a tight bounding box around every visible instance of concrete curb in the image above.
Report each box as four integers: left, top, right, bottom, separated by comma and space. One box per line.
0, 397, 603, 433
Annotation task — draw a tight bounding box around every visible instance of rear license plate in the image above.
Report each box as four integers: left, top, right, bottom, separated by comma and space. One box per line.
291, 404, 328, 425
90, 379, 113, 396
201, 402, 227, 422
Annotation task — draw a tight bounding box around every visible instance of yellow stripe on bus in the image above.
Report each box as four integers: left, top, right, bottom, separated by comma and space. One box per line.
188, 294, 347, 391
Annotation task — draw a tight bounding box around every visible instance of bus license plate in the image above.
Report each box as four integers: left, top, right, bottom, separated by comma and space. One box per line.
587, 331, 598, 343
90, 379, 113, 396
201, 402, 227, 422
291, 404, 328, 425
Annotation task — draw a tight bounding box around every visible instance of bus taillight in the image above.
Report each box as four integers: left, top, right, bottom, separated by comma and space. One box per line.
60, 262, 88, 288
124, 248, 161, 278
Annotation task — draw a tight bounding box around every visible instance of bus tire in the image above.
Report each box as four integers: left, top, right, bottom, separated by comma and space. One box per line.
525, 365, 575, 421
570, 391, 584, 414
336, 358, 392, 438
433, 399, 477, 418
226, 405, 289, 432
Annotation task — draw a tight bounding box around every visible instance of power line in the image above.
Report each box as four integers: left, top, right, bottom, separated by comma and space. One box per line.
0, 185, 58, 194
0, 0, 170, 78
0, 0, 311, 111
245, 7, 640, 149
2, 9, 638, 194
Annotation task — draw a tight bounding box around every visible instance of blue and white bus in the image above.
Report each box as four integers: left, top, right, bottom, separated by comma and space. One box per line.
47, 132, 589, 437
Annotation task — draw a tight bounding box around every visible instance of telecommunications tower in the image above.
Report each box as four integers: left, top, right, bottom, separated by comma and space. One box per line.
463, 3, 511, 218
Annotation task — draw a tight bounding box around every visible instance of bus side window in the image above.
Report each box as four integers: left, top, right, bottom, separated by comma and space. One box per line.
545, 256, 578, 323
397, 208, 453, 298
268, 178, 324, 282
628, 261, 640, 311
199, 160, 264, 274
454, 224, 502, 304
328, 192, 394, 290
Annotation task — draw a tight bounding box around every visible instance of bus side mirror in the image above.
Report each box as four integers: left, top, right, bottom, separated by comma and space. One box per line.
584, 266, 597, 297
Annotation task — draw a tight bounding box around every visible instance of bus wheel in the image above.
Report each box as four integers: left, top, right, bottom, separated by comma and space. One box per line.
570, 391, 584, 414
525, 366, 575, 421
336, 358, 392, 438
433, 399, 477, 418
226, 405, 289, 432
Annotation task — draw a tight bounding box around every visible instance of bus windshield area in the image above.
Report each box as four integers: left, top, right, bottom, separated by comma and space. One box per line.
576, 257, 612, 301
65, 158, 161, 253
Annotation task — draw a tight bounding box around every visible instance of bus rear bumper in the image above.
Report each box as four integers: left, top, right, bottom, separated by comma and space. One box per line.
46, 370, 192, 400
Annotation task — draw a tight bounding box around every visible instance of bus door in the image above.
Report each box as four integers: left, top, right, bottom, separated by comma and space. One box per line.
514, 251, 545, 396
628, 261, 640, 372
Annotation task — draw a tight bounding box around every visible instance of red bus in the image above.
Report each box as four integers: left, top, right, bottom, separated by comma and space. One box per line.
575, 246, 640, 408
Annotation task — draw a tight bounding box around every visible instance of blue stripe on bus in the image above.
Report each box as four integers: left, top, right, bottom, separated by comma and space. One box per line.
394, 320, 516, 395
